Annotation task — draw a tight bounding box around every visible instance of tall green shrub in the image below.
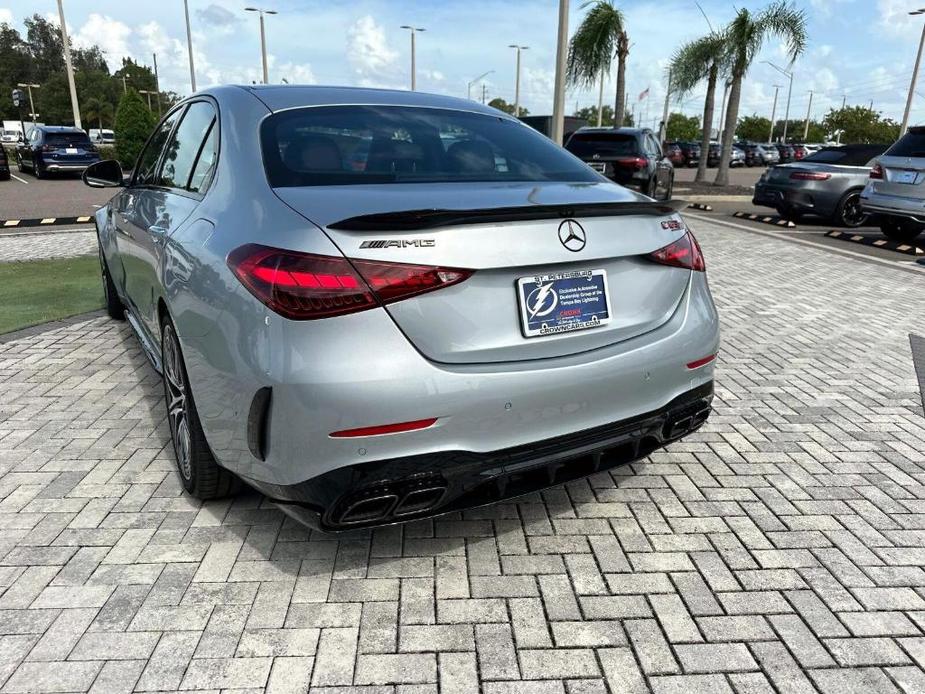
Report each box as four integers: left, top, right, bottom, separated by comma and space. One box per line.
114, 88, 155, 168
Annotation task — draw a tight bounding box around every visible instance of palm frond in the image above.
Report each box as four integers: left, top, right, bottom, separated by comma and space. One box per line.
566, 0, 625, 88
668, 31, 728, 97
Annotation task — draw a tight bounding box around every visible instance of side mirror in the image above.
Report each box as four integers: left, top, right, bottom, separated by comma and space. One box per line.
83, 159, 125, 188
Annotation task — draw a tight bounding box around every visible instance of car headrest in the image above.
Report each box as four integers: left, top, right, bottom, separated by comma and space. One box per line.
447, 139, 495, 173
283, 134, 342, 171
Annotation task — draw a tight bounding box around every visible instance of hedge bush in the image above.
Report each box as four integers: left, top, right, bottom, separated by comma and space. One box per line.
114, 88, 156, 169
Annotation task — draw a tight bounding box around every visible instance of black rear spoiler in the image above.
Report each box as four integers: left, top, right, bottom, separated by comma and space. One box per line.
327, 199, 688, 231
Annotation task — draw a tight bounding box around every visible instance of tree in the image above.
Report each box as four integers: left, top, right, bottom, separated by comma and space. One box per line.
715, 1, 807, 186
488, 97, 529, 117
83, 97, 114, 131
567, 1, 629, 127
737, 114, 772, 142
114, 88, 156, 168
666, 113, 700, 141
669, 32, 728, 183
822, 106, 899, 144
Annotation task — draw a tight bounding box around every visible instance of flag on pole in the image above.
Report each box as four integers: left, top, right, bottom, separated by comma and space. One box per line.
638, 87, 650, 102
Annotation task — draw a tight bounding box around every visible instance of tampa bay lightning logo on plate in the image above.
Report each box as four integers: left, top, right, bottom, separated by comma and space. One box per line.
558, 219, 586, 252
526, 282, 559, 319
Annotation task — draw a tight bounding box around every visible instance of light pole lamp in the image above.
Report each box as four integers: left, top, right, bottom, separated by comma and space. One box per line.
56, 0, 81, 129
467, 70, 494, 100
400, 26, 426, 90
16, 83, 40, 124
768, 84, 782, 144
139, 90, 155, 109
183, 0, 197, 92
245, 7, 278, 85
902, 8, 925, 136
508, 45, 529, 118
550, 0, 570, 145
764, 60, 794, 142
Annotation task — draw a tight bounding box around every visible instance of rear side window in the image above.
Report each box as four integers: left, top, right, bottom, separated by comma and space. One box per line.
188, 122, 219, 194
803, 149, 847, 164
261, 105, 599, 187
158, 101, 217, 190
886, 130, 925, 157
134, 108, 183, 186
566, 133, 639, 157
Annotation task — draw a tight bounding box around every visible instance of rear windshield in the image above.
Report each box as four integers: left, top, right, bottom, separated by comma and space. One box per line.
565, 133, 639, 157
885, 130, 925, 158
46, 133, 91, 147
804, 147, 884, 166
261, 105, 600, 187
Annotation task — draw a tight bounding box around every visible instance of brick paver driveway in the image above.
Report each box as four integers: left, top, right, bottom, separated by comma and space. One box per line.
1, 219, 924, 693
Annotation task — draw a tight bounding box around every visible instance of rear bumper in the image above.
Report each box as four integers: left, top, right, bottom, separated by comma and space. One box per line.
753, 182, 839, 216
860, 188, 925, 223
42, 162, 95, 172
247, 381, 714, 530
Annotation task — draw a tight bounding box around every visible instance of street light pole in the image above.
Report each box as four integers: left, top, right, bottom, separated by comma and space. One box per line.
183, 0, 197, 92
765, 61, 794, 142
245, 8, 278, 85
153, 53, 162, 116
902, 8, 925, 136
659, 69, 672, 144
768, 84, 781, 143
56, 0, 81, 129
467, 70, 493, 100
550, 0, 569, 145
139, 90, 154, 109
508, 45, 529, 118
400, 26, 425, 90
803, 90, 813, 140
17, 83, 40, 124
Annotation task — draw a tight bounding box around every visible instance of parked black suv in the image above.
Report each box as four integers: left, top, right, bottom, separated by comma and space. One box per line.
0, 146, 9, 181
564, 127, 674, 199
16, 125, 100, 178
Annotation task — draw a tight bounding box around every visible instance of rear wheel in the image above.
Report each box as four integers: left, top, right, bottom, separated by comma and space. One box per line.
33, 162, 43, 179
880, 217, 924, 244
99, 247, 125, 320
16, 153, 26, 172
161, 318, 240, 499
834, 191, 868, 228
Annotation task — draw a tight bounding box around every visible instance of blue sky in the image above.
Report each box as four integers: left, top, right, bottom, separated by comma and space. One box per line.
0, 0, 921, 127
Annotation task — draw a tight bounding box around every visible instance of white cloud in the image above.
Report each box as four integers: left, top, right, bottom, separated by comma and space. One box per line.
878, 0, 921, 36
276, 61, 317, 85
346, 15, 399, 84
72, 14, 132, 69
196, 4, 239, 29
0, 8, 13, 24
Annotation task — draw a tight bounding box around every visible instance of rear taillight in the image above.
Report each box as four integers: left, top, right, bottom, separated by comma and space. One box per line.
790, 171, 830, 181
41, 144, 57, 152
615, 156, 647, 170
870, 163, 884, 180
648, 231, 705, 272
227, 244, 472, 320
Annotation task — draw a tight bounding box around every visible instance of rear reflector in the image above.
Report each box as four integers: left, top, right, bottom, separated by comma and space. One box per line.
227, 244, 472, 320
648, 231, 705, 272
330, 418, 438, 438
790, 171, 831, 181
686, 354, 716, 369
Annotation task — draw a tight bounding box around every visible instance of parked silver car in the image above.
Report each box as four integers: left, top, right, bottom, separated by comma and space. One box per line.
83, 85, 719, 530
861, 126, 925, 243
754, 144, 887, 226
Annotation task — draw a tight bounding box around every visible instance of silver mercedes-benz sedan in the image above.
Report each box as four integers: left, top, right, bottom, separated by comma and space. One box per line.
83, 85, 719, 530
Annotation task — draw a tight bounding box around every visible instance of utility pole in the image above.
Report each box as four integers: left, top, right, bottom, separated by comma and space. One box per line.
764, 61, 793, 142
841, 93, 847, 110
121, 75, 129, 93
717, 81, 730, 141
56, 0, 81, 129
550, 0, 569, 144
400, 26, 425, 90
768, 84, 781, 143
139, 90, 155, 109
508, 44, 528, 118
869, 100, 874, 111
659, 69, 672, 144
245, 8, 278, 85
902, 8, 925, 136
803, 90, 813, 140
467, 70, 493, 100
481, 83, 487, 104
183, 0, 197, 92
16, 83, 40, 124
153, 53, 162, 116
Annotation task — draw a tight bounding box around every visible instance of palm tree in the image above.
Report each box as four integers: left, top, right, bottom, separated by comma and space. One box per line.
567, 0, 630, 128
669, 33, 728, 183
714, 1, 807, 186
83, 97, 114, 133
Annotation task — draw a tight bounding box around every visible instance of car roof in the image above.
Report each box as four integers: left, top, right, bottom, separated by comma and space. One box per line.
200, 84, 514, 119
574, 126, 650, 135
36, 126, 85, 133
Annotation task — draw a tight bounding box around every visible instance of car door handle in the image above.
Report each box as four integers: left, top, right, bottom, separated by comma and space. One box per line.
148, 225, 168, 243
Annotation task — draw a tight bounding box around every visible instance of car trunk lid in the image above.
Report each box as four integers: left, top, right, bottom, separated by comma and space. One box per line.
274, 182, 693, 364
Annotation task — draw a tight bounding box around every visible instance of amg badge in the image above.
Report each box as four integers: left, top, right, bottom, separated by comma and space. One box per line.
359, 239, 436, 249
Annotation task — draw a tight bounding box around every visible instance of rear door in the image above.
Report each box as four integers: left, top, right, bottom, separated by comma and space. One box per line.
872, 129, 925, 199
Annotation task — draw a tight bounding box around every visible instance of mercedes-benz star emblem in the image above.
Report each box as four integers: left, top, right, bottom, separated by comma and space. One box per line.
558, 219, 586, 252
